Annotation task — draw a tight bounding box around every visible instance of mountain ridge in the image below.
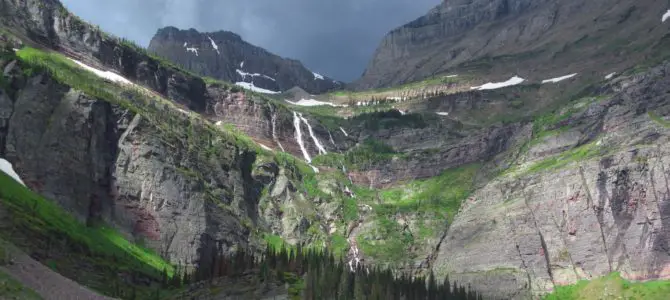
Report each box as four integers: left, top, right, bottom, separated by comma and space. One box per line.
148, 26, 343, 95
351, 0, 670, 91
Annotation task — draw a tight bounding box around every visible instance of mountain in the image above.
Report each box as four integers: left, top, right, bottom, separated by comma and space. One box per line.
147, 26, 343, 95
3, 0, 670, 299
352, 0, 670, 90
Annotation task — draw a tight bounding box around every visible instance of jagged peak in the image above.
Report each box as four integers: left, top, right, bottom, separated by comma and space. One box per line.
153, 26, 244, 43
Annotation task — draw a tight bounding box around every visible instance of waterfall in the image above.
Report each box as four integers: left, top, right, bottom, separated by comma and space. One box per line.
297, 113, 327, 155
293, 111, 312, 162
328, 130, 336, 146
339, 127, 349, 137
271, 111, 285, 152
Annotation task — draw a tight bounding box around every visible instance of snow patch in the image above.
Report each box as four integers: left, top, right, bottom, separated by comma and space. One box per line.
541, 73, 577, 84
605, 72, 616, 80
235, 69, 276, 81
471, 76, 525, 90
239, 61, 244, 68
69, 58, 133, 85
234, 82, 279, 94
436, 112, 449, 116
215, 121, 223, 126
207, 36, 220, 55
298, 113, 327, 155
186, 47, 198, 56
445, 74, 458, 78
662, 10, 670, 22
339, 127, 349, 137
183, 42, 187, 47
0, 158, 25, 186
313, 72, 324, 80
285, 99, 346, 107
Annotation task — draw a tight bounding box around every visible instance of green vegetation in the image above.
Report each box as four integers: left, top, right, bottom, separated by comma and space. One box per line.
648, 111, 670, 128
532, 96, 606, 135
357, 216, 414, 265
522, 141, 603, 174
354, 164, 480, 266
0, 270, 42, 300
375, 164, 479, 221
313, 138, 397, 170
328, 74, 465, 98
329, 233, 348, 257
0, 171, 173, 298
545, 272, 670, 300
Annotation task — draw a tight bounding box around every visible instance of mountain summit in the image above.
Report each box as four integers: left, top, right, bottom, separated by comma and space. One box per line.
148, 26, 342, 94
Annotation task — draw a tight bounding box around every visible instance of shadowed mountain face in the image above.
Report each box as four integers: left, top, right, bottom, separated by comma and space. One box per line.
351, 0, 670, 90
148, 26, 343, 94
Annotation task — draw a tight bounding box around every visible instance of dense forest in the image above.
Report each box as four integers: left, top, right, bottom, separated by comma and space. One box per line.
156, 243, 484, 300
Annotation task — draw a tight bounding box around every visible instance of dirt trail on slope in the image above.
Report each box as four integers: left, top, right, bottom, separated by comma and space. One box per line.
0, 243, 116, 300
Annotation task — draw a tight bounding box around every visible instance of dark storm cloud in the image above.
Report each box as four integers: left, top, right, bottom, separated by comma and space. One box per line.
60, 0, 440, 81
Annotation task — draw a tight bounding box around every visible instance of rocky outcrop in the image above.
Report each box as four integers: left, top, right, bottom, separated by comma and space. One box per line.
352, 0, 670, 90
148, 26, 342, 94
432, 62, 670, 299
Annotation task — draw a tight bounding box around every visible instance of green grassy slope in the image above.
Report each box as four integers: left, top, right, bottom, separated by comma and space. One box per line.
0, 171, 174, 298
545, 273, 670, 300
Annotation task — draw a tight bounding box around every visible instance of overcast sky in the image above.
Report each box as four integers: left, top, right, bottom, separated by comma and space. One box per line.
60, 0, 439, 81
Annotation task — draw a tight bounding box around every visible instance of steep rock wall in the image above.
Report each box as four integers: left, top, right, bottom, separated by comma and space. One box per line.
432, 63, 670, 299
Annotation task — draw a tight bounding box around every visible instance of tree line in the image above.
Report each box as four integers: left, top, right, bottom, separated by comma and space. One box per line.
160, 242, 483, 300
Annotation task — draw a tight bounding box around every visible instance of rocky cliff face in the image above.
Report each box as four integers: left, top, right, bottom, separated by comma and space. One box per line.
430, 63, 670, 299
352, 0, 670, 90
148, 26, 342, 95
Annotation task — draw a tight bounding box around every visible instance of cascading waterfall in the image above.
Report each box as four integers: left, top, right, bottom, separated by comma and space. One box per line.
293, 111, 312, 162
298, 113, 327, 155
271, 111, 285, 152
328, 130, 336, 146
339, 127, 349, 137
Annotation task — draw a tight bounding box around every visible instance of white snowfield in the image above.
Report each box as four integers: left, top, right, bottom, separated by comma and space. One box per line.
436, 112, 449, 116
285, 99, 347, 107
541, 73, 578, 84
663, 10, 670, 22
234, 82, 280, 94
313, 72, 324, 80
183, 42, 198, 56
605, 72, 616, 80
471, 76, 525, 90
0, 158, 25, 186
186, 47, 198, 56
207, 36, 220, 55
69, 58, 133, 85
235, 69, 276, 81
